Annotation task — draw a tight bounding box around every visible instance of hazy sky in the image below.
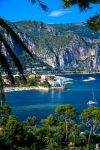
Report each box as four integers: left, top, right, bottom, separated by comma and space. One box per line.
0, 0, 99, 24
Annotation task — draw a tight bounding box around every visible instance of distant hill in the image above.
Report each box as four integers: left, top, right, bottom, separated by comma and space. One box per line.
14, 21, 100, 39
1, 21, 100, 72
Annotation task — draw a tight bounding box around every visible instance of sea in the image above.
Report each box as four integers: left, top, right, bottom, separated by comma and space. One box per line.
5, 74, 100, 122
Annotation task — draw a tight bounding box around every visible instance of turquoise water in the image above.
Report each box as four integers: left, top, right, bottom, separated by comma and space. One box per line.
6, 74, 100, 121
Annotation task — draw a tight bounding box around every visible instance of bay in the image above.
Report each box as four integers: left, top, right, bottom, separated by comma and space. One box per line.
5, 74, 100, 121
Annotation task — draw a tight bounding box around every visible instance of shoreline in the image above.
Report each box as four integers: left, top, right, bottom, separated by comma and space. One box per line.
4, 73, 99, 93
58, 72, 100, 75
4, 86, 65, 93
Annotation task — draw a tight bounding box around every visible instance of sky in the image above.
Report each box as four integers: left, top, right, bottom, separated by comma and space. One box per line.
0, 0, 99, 24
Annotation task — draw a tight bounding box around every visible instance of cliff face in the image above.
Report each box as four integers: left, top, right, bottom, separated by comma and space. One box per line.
1, 21, 100, 71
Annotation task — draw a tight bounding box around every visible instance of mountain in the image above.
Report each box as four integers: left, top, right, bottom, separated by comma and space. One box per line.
1, 21, 100, 72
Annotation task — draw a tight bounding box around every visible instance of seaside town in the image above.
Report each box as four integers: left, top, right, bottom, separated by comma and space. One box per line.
3, 73, 72, 92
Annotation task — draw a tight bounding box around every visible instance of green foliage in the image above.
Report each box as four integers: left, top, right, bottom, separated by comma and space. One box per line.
55, 104, 77, 120
16, 147, 30, 150
0, 105, 100, 149
62, 0, 100, 10
81, 106, 100, 146
69, 124, 81, 146
27, 77, 40, 86
14, 76, 24, 85
42, 114, 56, 126
0, 105, 11, 115
2, 117, 37, 149
88, 14, 100, 32
25, 116, 37, 126
0, 105, 11, 125
39, 80, 51, 87
81, 106, 100, 125
80, 106, 100, 133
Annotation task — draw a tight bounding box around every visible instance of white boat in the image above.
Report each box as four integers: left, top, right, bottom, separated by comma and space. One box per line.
82, 77, 96, 82
87, 88, 98, 105
87, 100, 98, 105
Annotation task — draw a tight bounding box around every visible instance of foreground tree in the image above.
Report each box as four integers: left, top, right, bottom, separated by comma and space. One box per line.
0, 104, 11, 126
25, 116, 37, 126
80, 106, 100, 147
69, 124, 80, 147
55, 104, 77, 121
0, 105, 100, 149
62, 0, 100, 31
1, 116, 37, 149
55, 104, 77, 144
42, 114, 56, 127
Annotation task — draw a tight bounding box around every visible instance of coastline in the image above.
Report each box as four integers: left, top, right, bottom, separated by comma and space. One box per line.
4, 86, 65, 93
59, 71, 100, 75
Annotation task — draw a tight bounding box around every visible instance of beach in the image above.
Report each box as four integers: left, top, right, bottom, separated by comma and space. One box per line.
4, 86, 49, 92
4, 86, 65, 93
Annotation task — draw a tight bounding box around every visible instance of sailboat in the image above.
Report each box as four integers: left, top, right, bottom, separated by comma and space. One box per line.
87, 88, 98, 105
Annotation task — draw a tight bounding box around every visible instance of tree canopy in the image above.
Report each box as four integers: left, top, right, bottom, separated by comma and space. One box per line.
62, 0, 100, 31
81, 106, 100, 146
0, 105, 100, 150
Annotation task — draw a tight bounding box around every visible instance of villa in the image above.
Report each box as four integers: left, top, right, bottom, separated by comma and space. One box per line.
3, 79, 11, 85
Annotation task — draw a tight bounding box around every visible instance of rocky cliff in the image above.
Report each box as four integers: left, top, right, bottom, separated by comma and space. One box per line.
1, 21, 100, 72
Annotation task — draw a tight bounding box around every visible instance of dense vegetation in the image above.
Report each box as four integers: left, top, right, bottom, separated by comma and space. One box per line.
0, 104, 100, 150
3, 76, 51, 88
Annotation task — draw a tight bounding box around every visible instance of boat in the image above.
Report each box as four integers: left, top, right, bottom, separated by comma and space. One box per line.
82, 77, 96, 82
87, 88, 98, 105
87, 100, 98, 105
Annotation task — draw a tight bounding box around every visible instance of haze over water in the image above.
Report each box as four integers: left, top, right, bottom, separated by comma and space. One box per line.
6, 74, 100, 121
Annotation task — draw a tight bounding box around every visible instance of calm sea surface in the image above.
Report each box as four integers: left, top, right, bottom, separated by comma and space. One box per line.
6, 74, 100, 121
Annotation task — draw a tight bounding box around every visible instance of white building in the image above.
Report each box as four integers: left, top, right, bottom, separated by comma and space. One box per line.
48, 78, 64, 87
41, 75, 48, 80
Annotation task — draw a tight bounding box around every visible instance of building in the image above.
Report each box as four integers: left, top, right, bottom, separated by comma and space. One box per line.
3, 79, 11, 85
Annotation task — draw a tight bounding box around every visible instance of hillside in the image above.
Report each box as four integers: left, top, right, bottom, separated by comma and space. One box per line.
1, 21, 100, 72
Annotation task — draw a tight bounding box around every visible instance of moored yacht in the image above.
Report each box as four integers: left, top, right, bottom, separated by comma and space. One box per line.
82, 77, 96, 82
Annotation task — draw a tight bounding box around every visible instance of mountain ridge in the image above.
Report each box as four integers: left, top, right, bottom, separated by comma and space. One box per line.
1, 21, 100, 72
14, 21, 100, 39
